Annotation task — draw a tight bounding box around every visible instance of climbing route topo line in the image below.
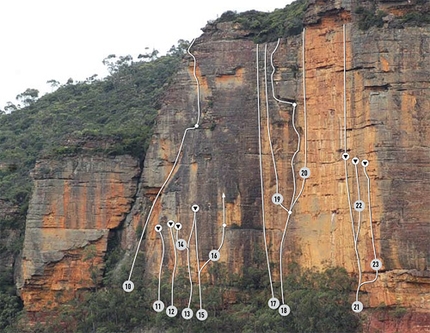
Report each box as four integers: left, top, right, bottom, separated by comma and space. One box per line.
187, 39, 201, 126
343, 24, 348, 155
340, 24, 381, 313
363, 166, 377, 260
265, 44, 281, 194
271, 33, 308, 307
256, 43, 276, 300
157, 226, 165, 302
352, 161, 363, 302
127, 39, 201, 282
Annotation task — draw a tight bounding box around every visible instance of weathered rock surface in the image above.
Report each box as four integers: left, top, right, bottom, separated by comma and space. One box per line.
130, 1, 429, 331
17, 155, 140, 312
17, 0, 429, 331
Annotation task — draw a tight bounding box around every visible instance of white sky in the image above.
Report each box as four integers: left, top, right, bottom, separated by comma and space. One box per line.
0, 0, 294, 110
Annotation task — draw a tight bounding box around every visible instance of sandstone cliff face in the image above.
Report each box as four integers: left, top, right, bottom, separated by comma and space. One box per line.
129, 1, 429, 332
17, 155, 140, 312
18, 0, 429, 331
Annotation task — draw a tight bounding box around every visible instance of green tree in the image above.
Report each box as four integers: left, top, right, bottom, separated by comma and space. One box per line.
3, 102, 18, 113
46, 79, 60, 91
15, 88, 39, 106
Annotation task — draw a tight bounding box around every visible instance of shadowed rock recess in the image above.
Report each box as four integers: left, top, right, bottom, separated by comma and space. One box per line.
18, 0, 429, 331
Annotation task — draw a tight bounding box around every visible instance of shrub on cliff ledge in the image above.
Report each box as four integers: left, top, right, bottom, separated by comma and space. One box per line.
215, 0, 308, 43
355, 6, 386, 30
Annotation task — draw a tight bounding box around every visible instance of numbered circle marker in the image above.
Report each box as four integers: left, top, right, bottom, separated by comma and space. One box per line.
278, 304, 291, 317
191, 204, 200, 212
155, 224, 162, 232
166, 305, 178, 317
352, 301, 363, 313
209, 249, 220, 262
371, 259, 382, 271
268, 297, 280, 310
182, 307, 194, 320
352, 157, 359, 165
176, 239, 187, 251
167, 220, 175, 228
299, 167, 311, 179
153, 300, 165, 313
271, 193, 284, 205
342, 153, 350, 161
174, 222, 182, 231
196, 309, 208, 321
122, 280, 134, 293
354, 200, 365, 212
361, 159, 369, 167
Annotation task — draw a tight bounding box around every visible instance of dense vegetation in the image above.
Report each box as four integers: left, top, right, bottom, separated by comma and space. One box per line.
6, 249, 361, 333
355, 6, 386, 30
0, 41, 188, 331
355, 1, 430, 30
214, 0, 308, 43
0, 42, 187, 204
4, 0, 428, 330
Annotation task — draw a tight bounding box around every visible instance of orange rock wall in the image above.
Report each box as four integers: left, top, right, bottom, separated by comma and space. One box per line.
18, 155, 140, 312
134, 6, 429, 331
17, 2, 429, 331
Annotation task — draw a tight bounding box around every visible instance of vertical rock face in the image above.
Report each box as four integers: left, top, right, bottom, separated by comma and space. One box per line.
17, 0, 429, 330
134, 1, 429, 331
350, 25, 430, 309
17, 155, 140, 312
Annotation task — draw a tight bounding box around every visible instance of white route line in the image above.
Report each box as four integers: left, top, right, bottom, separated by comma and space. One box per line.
353, 162, 363, 301
276, 32, 308, 304
265, 44, 280, 193
194, 194, 228, 310
358, 165, 379, 289
266, 35, 309, 305
354, 163, 362, 243
302, 30, 308, 167
279, 55, 306, 304
344, 160, 360, 300
288, 104, 302, 211
128, 127, 194, 280
199, 228, 226, 273
270, 39, 295, 107
170, 225, 178, 306
193, 211, 203, 309
186, 213, 196, 308
279, 100, 302, 304
128, 40, 201, 281
187, 38, 201, 126
256, 44, 275, 299
269, 36, 306, 213
341, 23, 364, 304
157, 230, 165, 301
363, 167, 377, 260
279, 212, 292, 304
217, 193, 227, 251
343, 24, 347, 154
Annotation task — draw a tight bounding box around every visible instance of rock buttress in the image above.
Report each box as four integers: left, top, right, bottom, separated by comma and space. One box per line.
134, 6, 429, 331
17, 155, 140, 313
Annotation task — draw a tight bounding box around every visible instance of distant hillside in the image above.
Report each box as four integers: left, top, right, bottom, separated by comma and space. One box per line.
0, 41, 187, 330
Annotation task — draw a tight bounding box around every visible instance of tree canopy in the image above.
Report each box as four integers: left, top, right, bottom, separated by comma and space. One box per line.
0, 41, 188, 331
